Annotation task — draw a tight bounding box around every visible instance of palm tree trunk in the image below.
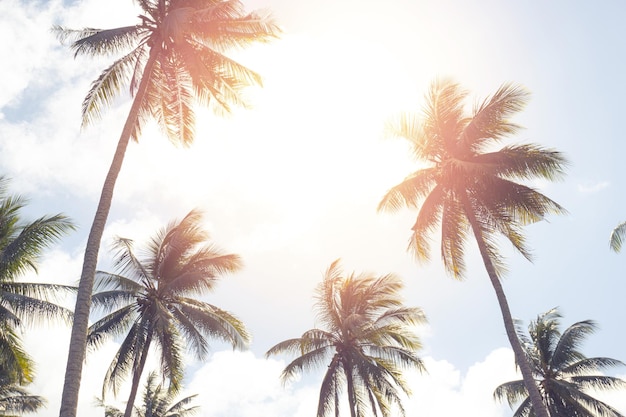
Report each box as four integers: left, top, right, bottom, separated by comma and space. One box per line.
124, 332, 153, 417
464, 205, 550, 417
59, 51, 159, 417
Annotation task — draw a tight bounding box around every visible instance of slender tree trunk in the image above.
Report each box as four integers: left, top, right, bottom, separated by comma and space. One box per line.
59, 52, 159, 417
124, 332, 153, 417
464, 204, 550, 417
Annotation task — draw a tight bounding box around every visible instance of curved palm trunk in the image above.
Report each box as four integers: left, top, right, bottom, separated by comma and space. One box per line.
124, 332, 153, 417
463, 202, 550, 417
59, 52, 159, 417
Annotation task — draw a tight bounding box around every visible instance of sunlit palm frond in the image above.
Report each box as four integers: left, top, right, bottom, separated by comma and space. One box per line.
406, 183, 444, 262
81, 46, 146, 127
378, 168, 438, 213
475, 144, 568, 182
563, 357, 626, 377
0, 283, 73, 326
0, 325, 35, 384
440, 195, 469, 278
152, 322, 184, 392
53, 25, 142, 57
110, 237, 151, 282
494, 379, 528, 408
462, 83, 530, 151
102, 323, 144, 398
609, 221, 626, 252
280, 346, 336, 385
87, 305, 137, 350
317, 359, 343, 417
191, 8, 281, 51
0, 213, 75, 279
549, 318, 596, 369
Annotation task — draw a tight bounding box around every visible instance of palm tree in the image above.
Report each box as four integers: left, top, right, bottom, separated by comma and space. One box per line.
87, 209, 248, 417
0, 176, 75, 384
494, 308, 626, 417
609, 221, 626, 252
53, 2, 280, 415
266, 259, 426, 417
0, 373, 46, 416
378, 79, 568, 417
96, 371, 198, 417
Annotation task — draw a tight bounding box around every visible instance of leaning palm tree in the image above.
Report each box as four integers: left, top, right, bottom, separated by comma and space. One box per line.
88, 209, 248, 417
0, 373, 46, 416
95, 371, 198, 417
54, 2, 280, 415
494, 308, 626, 417
266, 259, 426, 417
0, 176, 75, 384
378, 79, 569, 417
609, 221, 626, 252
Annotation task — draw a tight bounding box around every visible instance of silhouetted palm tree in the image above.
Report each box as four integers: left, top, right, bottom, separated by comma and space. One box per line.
609, 221, 626, 252
96, 371, 198, 417
494, 308, 626, 417
378, 79, 569, 417
54, 3, 280, 415
0, 176, 75, 384
88, 210, 248, 417
266, 260, 426, 417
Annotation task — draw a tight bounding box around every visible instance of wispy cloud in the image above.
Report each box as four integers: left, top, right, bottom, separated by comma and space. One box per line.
578, 180, 610, 194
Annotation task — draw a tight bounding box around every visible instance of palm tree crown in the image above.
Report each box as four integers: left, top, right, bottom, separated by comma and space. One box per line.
377, 79, 569, 417
97, 371, 198, 417
54, 0, 281, 143
266, 260, 426, 417
494, 308, 626, 417
0, 176, 75, 385
88, 209, 248, 417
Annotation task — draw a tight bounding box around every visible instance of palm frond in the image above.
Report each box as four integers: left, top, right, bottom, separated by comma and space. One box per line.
53, 25, 142, 57
80, 46, 146, 127
609, 221, 626, 252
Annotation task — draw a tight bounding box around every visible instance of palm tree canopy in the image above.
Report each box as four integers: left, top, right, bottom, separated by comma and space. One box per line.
494, 308, 626, 417
0, 176, 76, 385
266, 259, 427, 417
96, 371, 198, 417
609, 221, 626, 252
53, 0, 281, 145
88, 209, 249, 398
378, 79, 569, 279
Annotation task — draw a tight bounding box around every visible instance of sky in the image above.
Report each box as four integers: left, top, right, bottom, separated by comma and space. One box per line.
1, 0, 626, 416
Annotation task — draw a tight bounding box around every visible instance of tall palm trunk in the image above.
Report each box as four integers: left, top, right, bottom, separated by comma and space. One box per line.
463, 196, 550, 417
124, 331, 153, 417
59, 50, 159, 417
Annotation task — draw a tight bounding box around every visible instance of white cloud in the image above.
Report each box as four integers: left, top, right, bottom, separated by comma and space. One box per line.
577, 180, 610, 194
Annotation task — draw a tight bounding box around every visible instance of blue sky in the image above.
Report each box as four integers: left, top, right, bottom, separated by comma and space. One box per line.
1, 1, 625, 416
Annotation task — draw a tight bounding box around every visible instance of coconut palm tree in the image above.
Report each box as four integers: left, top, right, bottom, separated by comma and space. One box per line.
378, 79, 568, 417
0, 372, 46, 416
96, 371, 198, 417
0, 176, 75, 384
53, 2, 280, 415
266, 259, 426, 417
87, 209, 248, 417
609, 221, 626, 252
494, 308, 626, 417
